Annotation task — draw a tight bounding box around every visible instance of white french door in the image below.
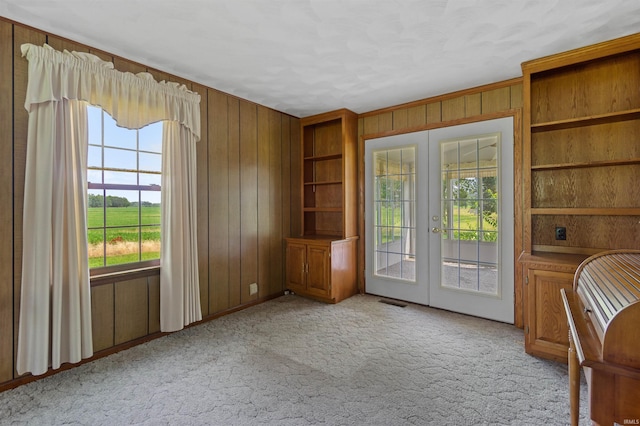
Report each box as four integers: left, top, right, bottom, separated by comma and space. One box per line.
364, 131, 429, 304
427, 118, 514, 323
365, 117, 514, 323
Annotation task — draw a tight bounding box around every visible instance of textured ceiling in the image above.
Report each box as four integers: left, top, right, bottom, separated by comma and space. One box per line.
1, 1, 639, 118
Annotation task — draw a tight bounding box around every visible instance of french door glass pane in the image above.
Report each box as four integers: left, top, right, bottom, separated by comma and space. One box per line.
373, 147, 416, 282
440, 136, 499, 295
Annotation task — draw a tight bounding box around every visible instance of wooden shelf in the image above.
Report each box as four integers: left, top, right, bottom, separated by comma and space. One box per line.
531, 208, 640, 216
531, 157, 640, 171
303, 207, 342, 213
304, 153, 342, 161
304, 181, 342, 186
531, 109, 640, 132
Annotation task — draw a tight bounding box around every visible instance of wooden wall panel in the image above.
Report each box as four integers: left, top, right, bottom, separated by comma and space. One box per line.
269, 110, 284, 295
441, 96, 466, 121
148, 275, 160, 334
511, 84, 523, 108
426, 102, 442, 124
407, 105, 427, 127
193, 83, 209, 317
47, 35, 88, 54
112, 57, 146, 75
532, 215, 640, 251
239, 100, 258, 304
465, 93, 482, 116
257, 106, 271, 300
0, 20, 14, 384
281, 116, 292, 240
289, 117, 302, 237
114, 278, 148, 344
228, 98, 242, 308
482, 86, 511, 114
209, 90, 230, 313
392, 109, 408, 130
91, 284, 115, 352
13, 24, 46, 377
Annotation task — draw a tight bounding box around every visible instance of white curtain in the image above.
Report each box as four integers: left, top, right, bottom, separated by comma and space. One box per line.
18, 98, 92, 376
18, 43, 202, 376
160, 122, 202, 331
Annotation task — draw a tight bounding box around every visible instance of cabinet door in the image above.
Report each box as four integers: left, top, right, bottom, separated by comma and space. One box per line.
525, 268, 574, 362
286, 242, 307, 291
306, 245, 330, 297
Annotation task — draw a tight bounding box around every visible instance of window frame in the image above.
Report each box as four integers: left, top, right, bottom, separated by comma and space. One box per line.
87, 106, 163, 276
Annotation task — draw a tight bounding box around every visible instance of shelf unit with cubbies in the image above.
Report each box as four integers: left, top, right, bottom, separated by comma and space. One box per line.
286, 109, 358, 303
520, 33, 640, 360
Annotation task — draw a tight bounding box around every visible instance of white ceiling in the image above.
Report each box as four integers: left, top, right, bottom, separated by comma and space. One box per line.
2, 1, 639, 118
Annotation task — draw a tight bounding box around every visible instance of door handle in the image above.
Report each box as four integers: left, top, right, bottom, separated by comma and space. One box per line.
431, 227, 446, 233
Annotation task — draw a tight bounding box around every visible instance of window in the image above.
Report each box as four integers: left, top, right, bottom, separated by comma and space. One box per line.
87, 105, 163, 270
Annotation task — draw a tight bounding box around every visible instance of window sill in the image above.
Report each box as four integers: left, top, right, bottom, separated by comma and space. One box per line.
90, 265, 160, 287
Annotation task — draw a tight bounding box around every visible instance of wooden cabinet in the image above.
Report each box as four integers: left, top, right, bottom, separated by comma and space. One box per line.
519, 34, 640, 360
286, 108, 359, 303
285, 236, 357, 304
520, 253, 587, 362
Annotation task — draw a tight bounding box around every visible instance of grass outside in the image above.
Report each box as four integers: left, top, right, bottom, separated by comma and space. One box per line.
377, 204, 497, 244
88, 206, 160, 268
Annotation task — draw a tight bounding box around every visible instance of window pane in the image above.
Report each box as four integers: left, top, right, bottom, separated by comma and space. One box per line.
88, 230, 104, 268
88, 145, 102, 168
104, 147, 136, 170
105, 190, 138, 226
87, 169, 102, 185
141, 225, 161, 260
87, 106, 102, 145
139, 152, 161, 172
139, 122, 162, 153
105, 171, 137, 185
87, 190, 105, 221
139, 172, 161, 187
104, 113, 136, 149
140, 202, 161, 225
106, 227, 140, 265
141, 187, 161, 206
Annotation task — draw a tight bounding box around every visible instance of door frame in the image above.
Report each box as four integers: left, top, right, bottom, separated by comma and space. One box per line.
358, 110, 523, 323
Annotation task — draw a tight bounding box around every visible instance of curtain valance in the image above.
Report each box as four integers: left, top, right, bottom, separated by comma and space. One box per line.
21, 43, 200, 139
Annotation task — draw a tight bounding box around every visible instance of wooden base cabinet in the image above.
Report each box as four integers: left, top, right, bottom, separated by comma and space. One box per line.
285, 236, 357, 304
520, 253, 587, 363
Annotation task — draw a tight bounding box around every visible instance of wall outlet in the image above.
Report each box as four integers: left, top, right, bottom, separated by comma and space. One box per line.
249, 282, 258, 295
555, 226, 566, 240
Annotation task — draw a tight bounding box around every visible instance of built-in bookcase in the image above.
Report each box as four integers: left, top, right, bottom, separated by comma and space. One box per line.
285, 108, 358, 304
520, 33, 640, 361
301, 109, 357, 238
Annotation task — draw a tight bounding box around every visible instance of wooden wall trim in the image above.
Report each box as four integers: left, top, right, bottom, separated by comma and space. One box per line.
359, 77, 523, 118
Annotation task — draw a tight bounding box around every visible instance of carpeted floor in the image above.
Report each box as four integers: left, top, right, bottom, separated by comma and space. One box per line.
0, 294, 589, 425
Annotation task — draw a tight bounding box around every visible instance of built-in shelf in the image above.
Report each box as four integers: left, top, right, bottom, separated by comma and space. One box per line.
303, 181, 342, 186
531, 158, 640, 171
531, 108, 640, 132
304, 153, 342, 161
303, 207, 343, 212
531, 208, 640, 216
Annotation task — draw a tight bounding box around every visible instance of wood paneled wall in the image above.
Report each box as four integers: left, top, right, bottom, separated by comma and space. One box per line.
0, 18, 298, 389
356, 80, 525, 327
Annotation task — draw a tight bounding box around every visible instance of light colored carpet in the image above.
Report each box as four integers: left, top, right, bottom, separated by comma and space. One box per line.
0, 294, 589, 425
